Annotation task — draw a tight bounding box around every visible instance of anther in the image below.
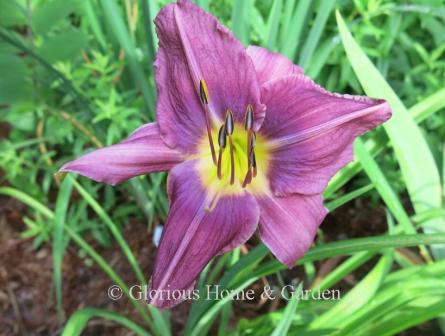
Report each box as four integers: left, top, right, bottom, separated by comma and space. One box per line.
244, 104, 254, 130
225, 109, 234, 135
199, 79, 216, 165
218, 125, 227, 148
199, 79, 210, 105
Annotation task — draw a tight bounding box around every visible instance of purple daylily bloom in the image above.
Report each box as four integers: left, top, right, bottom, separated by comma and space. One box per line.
60, 0, 391, 308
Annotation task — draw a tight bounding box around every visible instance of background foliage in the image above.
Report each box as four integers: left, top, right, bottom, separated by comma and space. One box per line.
0, 0, 445, 335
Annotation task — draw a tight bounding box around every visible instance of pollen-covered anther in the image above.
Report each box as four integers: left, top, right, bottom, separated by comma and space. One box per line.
199, 79, 217, 165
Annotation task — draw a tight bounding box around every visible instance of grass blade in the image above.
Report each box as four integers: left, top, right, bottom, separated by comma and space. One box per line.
298, 0, 336, 69
271, 283, 303, 336
140, 0, 159, 65
281, 0, 311, 59
231, 0, 252, 45
100, 0, 155, 113
410, 87, 445, 123
325, 183, 373, 212
189, 233, 445, 333
265, 0, 283, 50
280, 0, 311, 59
0, 187, 54, 219
53, 176, 75, 321
82, 1, 107, 50
64, 225, 155, 331
309, 250, 393, 329
69, 176, 147, 286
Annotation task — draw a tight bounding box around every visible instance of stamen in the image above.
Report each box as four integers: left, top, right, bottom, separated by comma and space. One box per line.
217, 125, 226, 179
225, 109, 235, 185
242, 169, 252, 188
251, 151, 257, 177
250, 132, 256, 148
199, 79, 217, 165
242, 144, 257, 188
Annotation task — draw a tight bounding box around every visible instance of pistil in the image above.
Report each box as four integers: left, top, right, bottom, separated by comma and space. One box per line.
242, 105, 257, 188
217, 125, 226, 179
225, 109, 235, 185
245, 104, 254, 167
199, 79, 217, 165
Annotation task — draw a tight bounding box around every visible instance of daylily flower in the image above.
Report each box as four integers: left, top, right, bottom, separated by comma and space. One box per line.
59, 0, 391, 308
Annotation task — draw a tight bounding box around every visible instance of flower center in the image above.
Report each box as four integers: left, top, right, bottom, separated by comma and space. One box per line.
196, 116, 269, 201
194, 79, 269, 203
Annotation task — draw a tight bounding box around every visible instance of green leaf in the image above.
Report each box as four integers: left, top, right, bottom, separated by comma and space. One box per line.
38, 30, 87, 63
0, 0, 26, 28
0, 28, 94, 115
0, 53, 31, 104
336, 11, 444, 258
100, 0, 155, 112
62, 308, 150, 336
33, 0, 81, 34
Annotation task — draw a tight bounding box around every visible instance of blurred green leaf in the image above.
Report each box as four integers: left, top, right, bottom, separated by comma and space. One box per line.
33, 0, 81, 34
0, 53, 31, 103
38, 30, 87, 63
